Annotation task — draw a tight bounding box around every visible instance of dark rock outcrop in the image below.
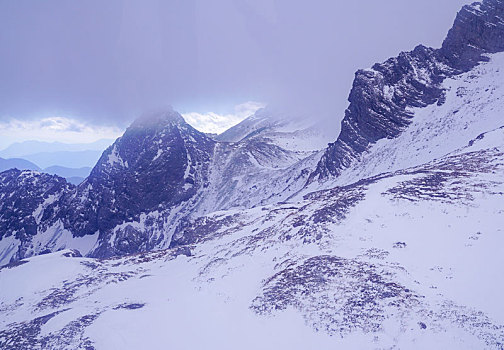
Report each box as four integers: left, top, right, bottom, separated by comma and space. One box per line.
55, 109, 215, 238
0, 109, 216, 262
310, 0, 504, 181
0, 170, 72, 240
441, 0, 504, 70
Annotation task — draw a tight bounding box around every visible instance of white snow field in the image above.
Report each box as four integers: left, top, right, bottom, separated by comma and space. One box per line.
1, 120, 503, 348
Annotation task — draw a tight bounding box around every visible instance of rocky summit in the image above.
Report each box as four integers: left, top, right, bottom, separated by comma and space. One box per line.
310, 0, 504, 182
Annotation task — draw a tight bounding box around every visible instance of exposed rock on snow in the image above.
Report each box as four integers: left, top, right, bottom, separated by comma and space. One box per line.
311, 0, 504, 182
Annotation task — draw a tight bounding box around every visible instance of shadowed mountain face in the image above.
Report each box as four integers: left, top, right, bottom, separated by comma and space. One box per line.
310, 0, 504, 182
0, 110, 216, 259
0, 170, 72, 241
59, 110, 215, 238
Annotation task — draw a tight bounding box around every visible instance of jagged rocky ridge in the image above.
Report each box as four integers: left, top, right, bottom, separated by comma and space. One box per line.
0, 108, 325, 262
0, 171, 72, 241
310, 0, 504, 181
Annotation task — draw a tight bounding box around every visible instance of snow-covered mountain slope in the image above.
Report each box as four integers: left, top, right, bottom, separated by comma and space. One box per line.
0, 108, 329, 264
194, 109, 330, 213
330, 51, 504, 186
216, 108, 331, 152
1, 129, 503, 349
310, 0, 504, 183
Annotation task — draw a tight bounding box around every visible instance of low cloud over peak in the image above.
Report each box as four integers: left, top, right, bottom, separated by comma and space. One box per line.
0, 0, 471, 131
182, 101, 265, 134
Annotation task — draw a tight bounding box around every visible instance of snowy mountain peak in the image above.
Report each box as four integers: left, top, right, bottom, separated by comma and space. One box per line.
216, 108, 330, 152
215, 108, 279, 143
93, 110, 213, 176
56, 111, 216, 256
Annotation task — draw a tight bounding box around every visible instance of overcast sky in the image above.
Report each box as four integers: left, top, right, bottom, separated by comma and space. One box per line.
0, 0, 472, 147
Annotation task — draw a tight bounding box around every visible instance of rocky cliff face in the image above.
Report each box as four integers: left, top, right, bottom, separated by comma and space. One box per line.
441, 0, 504, 70
56, 110, 215, 238
310, 0, 504, 182
0, 170, 71, 241
0, 110, 217, 261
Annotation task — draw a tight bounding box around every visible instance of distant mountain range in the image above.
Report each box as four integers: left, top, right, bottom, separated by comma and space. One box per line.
0, 139, 113, 158
0, 157, 40, 172
0, 139, 113, 169
0, 140, 112, 184
18, 150, 104, 169
0, 157, 92, 185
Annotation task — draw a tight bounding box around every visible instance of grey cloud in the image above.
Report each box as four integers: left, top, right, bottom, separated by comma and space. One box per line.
0, 0, 472, 131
